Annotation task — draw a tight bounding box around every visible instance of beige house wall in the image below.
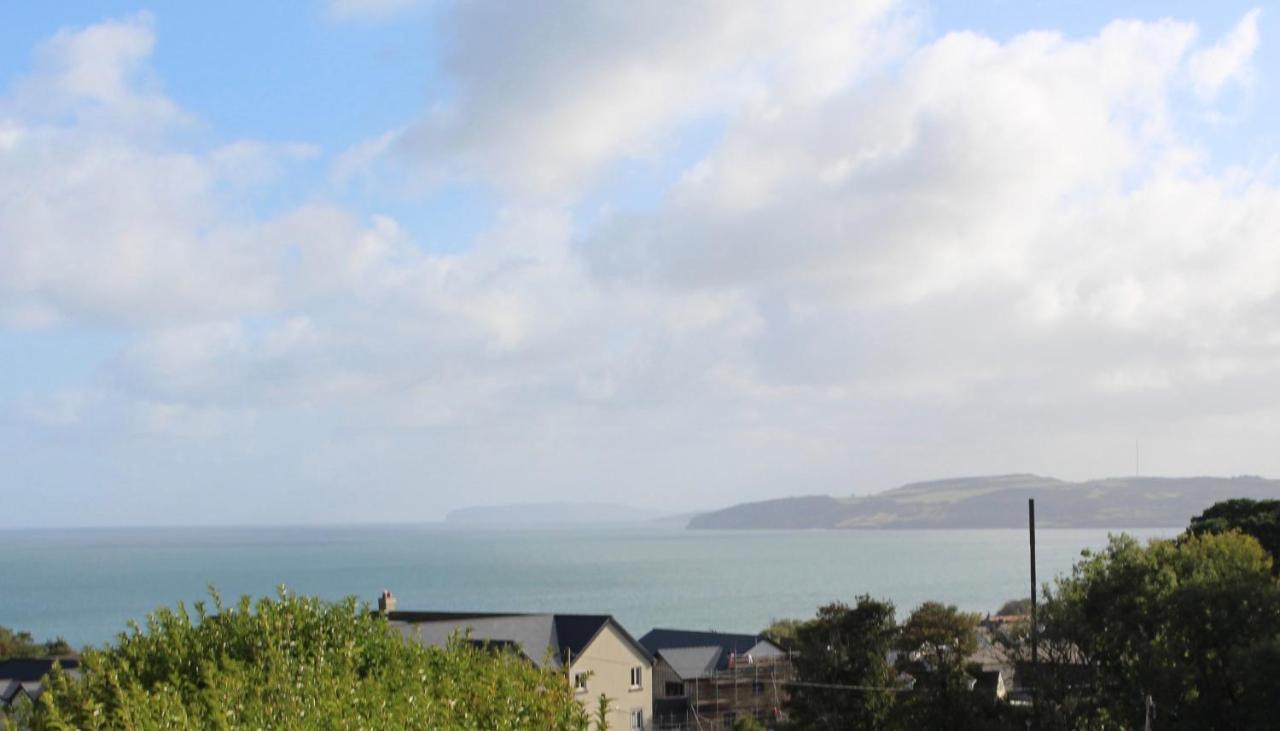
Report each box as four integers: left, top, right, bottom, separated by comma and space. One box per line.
569, 624, 653, 731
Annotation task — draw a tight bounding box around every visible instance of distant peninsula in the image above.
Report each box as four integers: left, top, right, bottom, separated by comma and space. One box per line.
445, 501, 670, 526
687, 474, 1280, 530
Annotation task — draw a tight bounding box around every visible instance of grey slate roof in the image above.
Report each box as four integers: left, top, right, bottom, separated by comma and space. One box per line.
387, 611, 648, 670
656, 646, 722, 680
395, 614, 561, 668
0, 658, 79, 683
0, 659, 79, 707
639, 629, 783, 671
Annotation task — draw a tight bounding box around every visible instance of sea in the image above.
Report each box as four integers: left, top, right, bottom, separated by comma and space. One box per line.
0, 525, 1174, 648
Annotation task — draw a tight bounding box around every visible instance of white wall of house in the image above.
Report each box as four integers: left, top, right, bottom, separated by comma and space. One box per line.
569, 624, 653, 731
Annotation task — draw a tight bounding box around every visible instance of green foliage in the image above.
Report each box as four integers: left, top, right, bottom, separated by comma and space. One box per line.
994, 598, 1031, 616
1040, 531, 1280, 730
786, 596, 900, 730
897, 602, 980, 665
592, 692, 611, 731
894, 602, 988, 731
12, 588, 588, 731
761, 617, 809, 648
732, 716, 766, 731
1189, 498, 1280, 570
0, 626, 73, 660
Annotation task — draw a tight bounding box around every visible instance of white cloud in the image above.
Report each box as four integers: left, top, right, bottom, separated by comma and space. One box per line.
1189, 9, 1262, 99
5, 13, 185, 132
357, 0, 915, 197
6, 8, 1280, 525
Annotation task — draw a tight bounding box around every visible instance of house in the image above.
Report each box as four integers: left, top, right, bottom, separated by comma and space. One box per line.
971, 669, 1007, 700
379, 593, 653, 731
639, 629, 791, 730
0, 658, 79, 708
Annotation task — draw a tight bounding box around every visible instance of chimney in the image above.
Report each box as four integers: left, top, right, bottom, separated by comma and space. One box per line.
378, 590, 397, 615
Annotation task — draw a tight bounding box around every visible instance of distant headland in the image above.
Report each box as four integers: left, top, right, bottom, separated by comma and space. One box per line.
687, 474, 1280, 530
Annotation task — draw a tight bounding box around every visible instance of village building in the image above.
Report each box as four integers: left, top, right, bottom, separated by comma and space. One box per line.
639, 628, 792, 730
378, 592, 653, 731
0, 658, 79, 709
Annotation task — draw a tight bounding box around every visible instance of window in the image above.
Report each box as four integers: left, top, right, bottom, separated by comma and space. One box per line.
753, 681, 765, 696
630, 666, 643, 688
573, 672, 588, 693
630, 708, 644, 731
665, 681, 684, 697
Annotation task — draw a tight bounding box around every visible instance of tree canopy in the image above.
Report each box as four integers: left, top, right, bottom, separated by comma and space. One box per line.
1040, 530, 1280, 730
779, 498, 1280, 730
786, 596, 900, 730
6, 589, 588, 731
994, 598, 1032, 616
894, 602, 992, 731
0, 627, 72, 661
1188, 498, 1280, 570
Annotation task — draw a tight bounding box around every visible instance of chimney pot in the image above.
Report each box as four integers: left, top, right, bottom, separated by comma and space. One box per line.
378, 590, 397, 614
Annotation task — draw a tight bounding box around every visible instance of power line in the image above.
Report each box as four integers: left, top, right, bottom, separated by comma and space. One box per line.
783, 680, 912, 692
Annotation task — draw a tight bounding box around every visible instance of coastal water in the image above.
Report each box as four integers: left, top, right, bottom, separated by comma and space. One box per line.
0, 525, 1173, 648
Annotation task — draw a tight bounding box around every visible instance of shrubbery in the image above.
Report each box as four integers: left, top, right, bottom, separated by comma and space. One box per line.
6, 589, 587, 731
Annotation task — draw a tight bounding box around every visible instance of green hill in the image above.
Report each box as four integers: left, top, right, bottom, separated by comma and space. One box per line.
686, 474, 1280, 529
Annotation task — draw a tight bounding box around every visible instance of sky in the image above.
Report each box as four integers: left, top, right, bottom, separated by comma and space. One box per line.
1, 1, 1279, 527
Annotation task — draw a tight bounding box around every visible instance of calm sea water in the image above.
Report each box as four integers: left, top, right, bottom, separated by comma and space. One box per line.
0, 525, 1173, 648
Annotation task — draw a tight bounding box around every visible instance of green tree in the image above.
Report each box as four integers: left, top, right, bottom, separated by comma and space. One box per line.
592, 692, 612, 731
994, 598, 1032, 616
732, 715, 766, 731
9, 588, 588, 731
1042, 531, 1280, 730
1189, 498, 1280, 570
0, 626, 73, 660
894, 602, 987, 731
787, 596, 900, 730
761, 617, 809, 649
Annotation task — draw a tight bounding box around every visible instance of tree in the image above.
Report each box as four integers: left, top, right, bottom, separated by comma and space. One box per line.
0, 626, 73, 660
1041, 531, 1280, 730
10, 589, 588, 731
787, 596, 900, 730
732, 716, 766, 731
994, 598, 1032, 616
894, 602, 988, 731
1189, 498, 1280, 570
593, 693, 612, 731
761, 617, 809, 649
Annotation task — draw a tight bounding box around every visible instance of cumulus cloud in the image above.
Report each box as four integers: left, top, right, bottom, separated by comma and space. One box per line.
1189, 8, 1263, 99
360, 0, 915, 197
4, 7, 1280, 526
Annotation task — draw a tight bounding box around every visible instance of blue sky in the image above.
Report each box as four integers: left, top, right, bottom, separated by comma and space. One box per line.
2, 1, 1279, 526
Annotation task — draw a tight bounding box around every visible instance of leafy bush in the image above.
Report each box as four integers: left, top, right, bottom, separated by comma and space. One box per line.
10, 589, 588, 731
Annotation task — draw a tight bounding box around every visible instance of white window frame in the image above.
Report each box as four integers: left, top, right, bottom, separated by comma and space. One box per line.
629, 665, 643, 689
630, 707, 644, 730
573, 671, 589, 694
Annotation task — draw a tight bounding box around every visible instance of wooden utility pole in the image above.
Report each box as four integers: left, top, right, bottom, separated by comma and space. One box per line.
1029, 498, 1039, 726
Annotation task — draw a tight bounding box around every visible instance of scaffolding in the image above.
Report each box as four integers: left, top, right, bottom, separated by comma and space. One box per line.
654, 653, 793, 730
